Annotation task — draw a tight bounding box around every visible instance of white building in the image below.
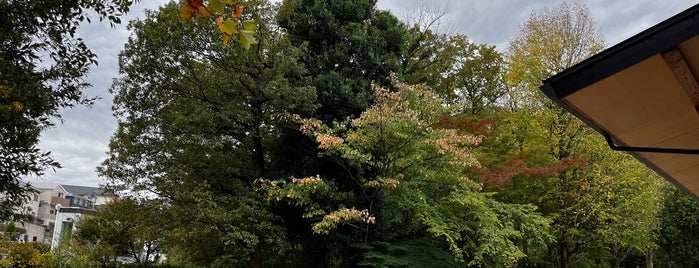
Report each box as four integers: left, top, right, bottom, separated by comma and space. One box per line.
50, 207, 91, 249
6, 184, 115, 246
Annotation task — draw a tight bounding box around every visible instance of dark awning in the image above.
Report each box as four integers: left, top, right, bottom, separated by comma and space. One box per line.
540, 4, 699, 198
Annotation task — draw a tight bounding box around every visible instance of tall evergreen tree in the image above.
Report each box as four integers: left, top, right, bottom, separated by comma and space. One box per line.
277, 0, 407, 122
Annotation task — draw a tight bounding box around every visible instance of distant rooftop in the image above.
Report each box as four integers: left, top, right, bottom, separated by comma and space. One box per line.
61, 185, 109, 196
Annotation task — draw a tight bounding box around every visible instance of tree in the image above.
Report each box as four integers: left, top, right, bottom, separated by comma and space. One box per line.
277, 0, 408, 122
259, 79, 552, 266
99, 1, 314, 266
0, 0, 136, 221
75, 198, 163, 266
270, 2, 412, 263
399, 19, 508, 116
503, 3, 665, 268
590, 151, 665, 268
503, 2, 608, 267
656, 187, 699, 267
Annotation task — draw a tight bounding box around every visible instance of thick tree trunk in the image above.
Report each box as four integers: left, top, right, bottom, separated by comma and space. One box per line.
249, 104, 265, 268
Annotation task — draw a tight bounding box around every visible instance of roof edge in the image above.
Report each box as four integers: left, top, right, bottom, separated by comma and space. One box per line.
542, 4, 699, 99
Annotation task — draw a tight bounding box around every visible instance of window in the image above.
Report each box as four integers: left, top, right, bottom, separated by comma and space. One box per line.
49, 210, 54, 214
58, 193, 64, 198
32, 236, 37, 242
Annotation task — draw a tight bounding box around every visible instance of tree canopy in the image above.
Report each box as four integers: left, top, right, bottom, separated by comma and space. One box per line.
0, 0, 138, 221
55, 1, 685, 267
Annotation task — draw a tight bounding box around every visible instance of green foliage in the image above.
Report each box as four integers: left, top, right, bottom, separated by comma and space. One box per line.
6, 242, 40, 267
0, 0, 136, 221
4, 221, 16, 233
656, 187, 699, 266
0, 233, 55, 268
277, 0, 408, 122
74, 198, 164, 265
261, 80, 551, 266
499, 2, 665, 267
401, 27, 507, 116
100, 1, 313, 266
94, 1, 672, 267
355, 238, 460, 268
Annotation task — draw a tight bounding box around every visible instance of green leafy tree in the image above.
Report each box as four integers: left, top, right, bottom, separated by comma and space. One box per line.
502, 3, 665, 268
52, 229, 101, 268
270, 2, 412, 263
0, 0, 136, 221
586, 148, 665, 268
656, 187, 699, 267
504, 4, 604, 267
277, 0, 408, 122
260, 80, 552, 266
5, 242, 40, 268
75, 198, 164, 266
4, 221, 16, 234
400, 23, 507, 116
99, 1, 314, 266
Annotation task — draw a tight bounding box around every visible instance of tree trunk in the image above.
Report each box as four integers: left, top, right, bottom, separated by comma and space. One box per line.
249, 104, 264, 268
248, 247, 262, 268
252, 103, 265, 179
252, 125, 265, 178
610, 244, 623, 268
558, 242, 573, 268
645, 248, 654, 268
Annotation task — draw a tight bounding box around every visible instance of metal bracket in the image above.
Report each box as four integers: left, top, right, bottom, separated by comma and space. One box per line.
604, 133, 699, 154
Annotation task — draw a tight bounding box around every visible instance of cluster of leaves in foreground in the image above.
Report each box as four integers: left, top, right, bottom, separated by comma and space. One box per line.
179, 0, 258, 48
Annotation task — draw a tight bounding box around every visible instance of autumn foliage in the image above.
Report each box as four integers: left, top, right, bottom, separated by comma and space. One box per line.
180, 0, 257, 49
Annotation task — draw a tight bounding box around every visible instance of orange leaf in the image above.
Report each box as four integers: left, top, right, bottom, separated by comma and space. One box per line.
179, 4, 198, 20
222, 33, 232, 47
232, 4, 243, 19
189, 0, 204, 8
198, 5, 212, 18
215, 16, 224, 27
11, 101, 21, 111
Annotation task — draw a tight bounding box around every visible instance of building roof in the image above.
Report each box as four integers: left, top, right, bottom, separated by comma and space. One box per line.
540, 4, 699, 198
58, 207, 93, 214
60, 185, 109, 196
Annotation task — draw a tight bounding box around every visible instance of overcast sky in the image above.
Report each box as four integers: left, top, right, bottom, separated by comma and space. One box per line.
29, 0, 698, 188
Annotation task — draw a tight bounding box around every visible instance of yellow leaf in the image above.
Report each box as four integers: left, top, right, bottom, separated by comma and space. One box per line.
209, 0, 224, 13
242, 19, 255, 31
218, 19, 238, 35
239, 30, 257, 50
12, 101, 21, 111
